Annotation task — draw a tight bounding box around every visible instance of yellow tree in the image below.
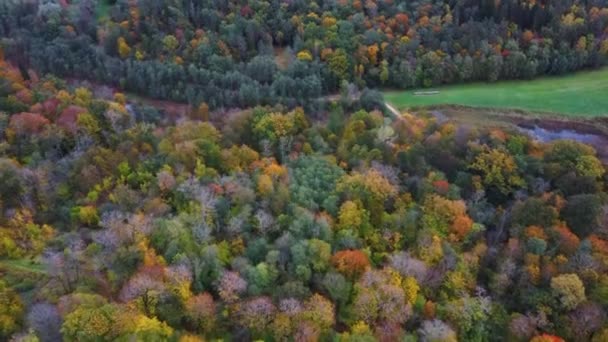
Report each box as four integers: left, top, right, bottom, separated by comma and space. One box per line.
337, 200, 369, 232
117, 37, 131, 59
0, 209, 54, 259
337, 169, 396, 226
297, 50, 313, 61
0, 281, 23, 338
469, 147, 524, 195
421, 194, 472, 241
551, 273, 586, 310
257, 174, 274, 196
61, 303, 119, 341
191, 102, 209, 121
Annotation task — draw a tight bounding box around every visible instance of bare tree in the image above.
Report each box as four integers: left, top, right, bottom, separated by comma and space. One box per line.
27, 303, 62, 342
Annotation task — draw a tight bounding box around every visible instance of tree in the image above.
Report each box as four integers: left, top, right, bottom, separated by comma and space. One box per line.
322, 272, 352, 307
418, 319, 457, 342
217, 271, 247, 303
10, 104, 49, 128
508, 314, 538, 341
328, 49, 351, 82
530, 334, 565, 342
443, 295, 493, 340
257, 174, 274, 196
185, 293, 216, 334
289, 156, 344, 213
191, 102, 209, 121
469, 147, 524, 195
551, 274, 586, 310
337, 200, 370, 233
421, 195, 471, 240
593, 329, 608, 342
221, 145, 259, 173
0, 209, 54, 258
27, 303, 62, 342
359, 89, 386, 112
120, 271, 167, 316
380, 60, 389, 84
61, 303, 119, 341
552, 225, 580, 255
300, 294, 335, 334
0, 280, 23, 339
402, 276, 420, 305
179, 335, 205, 342
71, 205, 99, 227
511, 198, 558, 228
544, 140, 597, 179
567, 301, 605, 340
352, 268, 411, 327
575, 155, 604, 179
236, 297, 276, 335
389, 252, 429, 283
337, 169, 396, 226
162, 35, 179, 54
331, 250, 371, 278
297, 50, 313, 61
117, 37, 131, 59
561, 194, 602, 238
158, 121, 221, 171
252, 110, 305, 145
117, 313, 173, 341
290, 239, 332, 280
0, 159, 23, 209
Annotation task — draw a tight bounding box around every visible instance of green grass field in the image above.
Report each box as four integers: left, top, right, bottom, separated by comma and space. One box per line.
384, 68, 608, 117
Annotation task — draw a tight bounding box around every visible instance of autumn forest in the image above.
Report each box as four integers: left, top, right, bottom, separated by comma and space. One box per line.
1, 1, 608, 341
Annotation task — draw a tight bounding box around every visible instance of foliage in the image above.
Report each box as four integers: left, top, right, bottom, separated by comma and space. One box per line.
561, 194, 603, 237
0, 280, 24, 338
551, 274, 586, 310
61, 303, 119, 341
0, 53, 605, 341
469, 147, 525, 195
331, 250, 371, 279
289, 156, 344, 213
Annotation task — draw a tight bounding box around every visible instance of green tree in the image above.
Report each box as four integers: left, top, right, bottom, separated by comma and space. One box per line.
544, 140, 597, 179
511, 198, 558, 228
289, 156, 344, 213
61, 303, 119, 341
561, 194, 602, 238
328, 49, 351, 82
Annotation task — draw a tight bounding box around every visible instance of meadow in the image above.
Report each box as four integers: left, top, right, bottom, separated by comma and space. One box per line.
384, 68, 608, 117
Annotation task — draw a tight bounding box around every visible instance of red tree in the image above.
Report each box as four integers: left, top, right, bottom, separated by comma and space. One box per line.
9, 112, 50, 135
331, 250, 371, 278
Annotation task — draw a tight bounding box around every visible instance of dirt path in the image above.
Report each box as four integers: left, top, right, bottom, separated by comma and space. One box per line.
384, 102, 401, 119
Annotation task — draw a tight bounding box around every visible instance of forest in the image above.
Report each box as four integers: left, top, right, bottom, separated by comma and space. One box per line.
1, 0, 608, 109
1, 0, 608, 342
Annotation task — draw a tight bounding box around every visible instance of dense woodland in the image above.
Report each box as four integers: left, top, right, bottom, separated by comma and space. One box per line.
2, 48, 608, 341
2, 0, 608, 342
1, 0, 608, 109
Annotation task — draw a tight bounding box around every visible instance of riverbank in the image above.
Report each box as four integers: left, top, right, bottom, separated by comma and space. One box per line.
414, 105, 608, 163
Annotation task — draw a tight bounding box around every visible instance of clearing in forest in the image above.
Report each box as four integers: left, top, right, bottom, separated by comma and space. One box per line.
384, 68, 608, 117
